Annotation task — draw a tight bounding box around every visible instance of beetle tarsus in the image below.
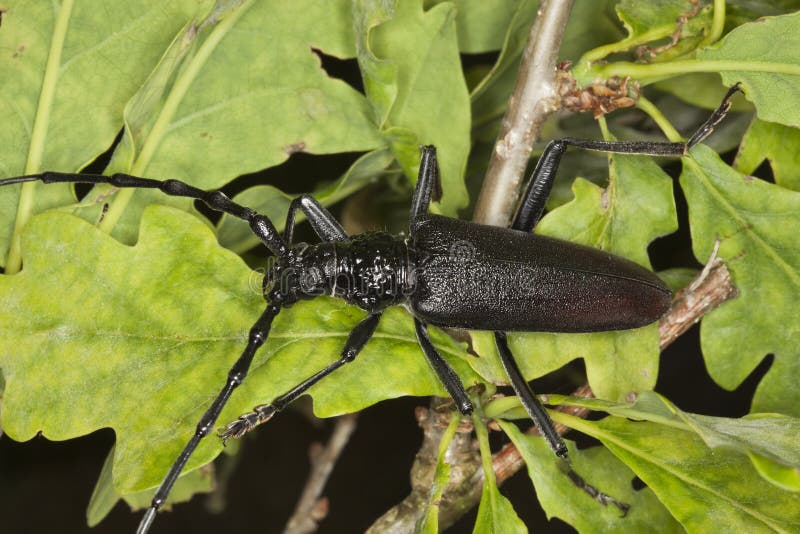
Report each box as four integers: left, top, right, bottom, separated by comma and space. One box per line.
220, 404, 277, 443
687, 82, 743, 149
564, 464, 630, 516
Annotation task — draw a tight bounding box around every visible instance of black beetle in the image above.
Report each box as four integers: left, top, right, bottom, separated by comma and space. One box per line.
0, 84, 742, 533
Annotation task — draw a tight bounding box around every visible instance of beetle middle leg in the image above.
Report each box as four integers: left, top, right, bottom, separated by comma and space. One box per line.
415, 318, 474, 415
220, 312, 382, 440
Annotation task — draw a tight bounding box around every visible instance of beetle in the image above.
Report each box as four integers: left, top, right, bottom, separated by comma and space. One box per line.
0, 84, 741, 532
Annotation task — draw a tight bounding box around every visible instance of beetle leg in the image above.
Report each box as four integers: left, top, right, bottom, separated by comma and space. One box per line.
0, 172, 289, 257
512, 84, 742, 233
409, 145, 442, 226
220, 312, 381, 441
495, 332, 630, 515
494, 332, 567, 457
137, 301, 283, 534
284, 194, 348, 244
414, 318, 473, 415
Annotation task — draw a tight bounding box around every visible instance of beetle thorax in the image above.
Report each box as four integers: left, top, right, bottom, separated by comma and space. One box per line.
265, 233, 414, 312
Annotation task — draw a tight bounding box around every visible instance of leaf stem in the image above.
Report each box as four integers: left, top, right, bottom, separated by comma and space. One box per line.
5, 0, 75, 274
472, 412, 497, 489
598, 59, 800, 82
698, 0, 726, 50
636, 95, 682, 142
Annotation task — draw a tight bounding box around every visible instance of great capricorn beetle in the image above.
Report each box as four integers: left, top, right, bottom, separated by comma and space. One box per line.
0, 84, 742, 532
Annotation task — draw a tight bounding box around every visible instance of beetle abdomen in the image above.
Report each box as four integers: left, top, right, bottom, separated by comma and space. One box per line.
410, 215, 671, 332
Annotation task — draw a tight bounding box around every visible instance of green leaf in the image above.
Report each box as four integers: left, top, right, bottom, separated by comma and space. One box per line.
735, 118, 800, 191
79, 0, 383, 243
498, 421, 683, 533
680, 146, 800, 416
616, 0, 709, 40
559, 414, 800, 532
0, 0, 209, 267
86, 445, 214, 525
0, 206, 479, 498
427, 0, 521, 54
356, 0, 471, 215
472, 414, 527, 534
414, 413, 460, 534
698, 11, 800, 128
542, 391, 800, 485
470, 149, 677, 401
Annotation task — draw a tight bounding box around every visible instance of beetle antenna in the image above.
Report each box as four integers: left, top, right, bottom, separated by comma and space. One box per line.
0, 175, 39, 186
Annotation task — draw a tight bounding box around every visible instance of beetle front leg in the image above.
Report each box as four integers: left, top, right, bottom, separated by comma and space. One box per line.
409, 145, 442, 225
284, 194, 348, 244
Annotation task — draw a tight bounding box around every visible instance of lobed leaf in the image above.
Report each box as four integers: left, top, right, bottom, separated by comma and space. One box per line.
498, 421, 683, 534
78, 0, 384, 243
680, 146, 800, 417
543, 390, 800, 487
355, 0, 471, 216
735, 118, 800, 191
698, 11, 800, 128
0, 0, 210, 266
564, 414, 800, 532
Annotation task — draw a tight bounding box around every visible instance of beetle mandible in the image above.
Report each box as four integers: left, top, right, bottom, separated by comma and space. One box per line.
0, 83, 742, 532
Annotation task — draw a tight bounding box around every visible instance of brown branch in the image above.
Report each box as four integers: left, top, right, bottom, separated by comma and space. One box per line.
658, 242, 737, 347
369, 251, 738, 531
472, 0, 575, 227
283, 414, 359, 534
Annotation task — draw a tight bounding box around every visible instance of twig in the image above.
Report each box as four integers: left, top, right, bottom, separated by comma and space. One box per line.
659, 241, 737, 346
283, 414, 359, 534
472, 0, 575, 227
369, 251, 739, 530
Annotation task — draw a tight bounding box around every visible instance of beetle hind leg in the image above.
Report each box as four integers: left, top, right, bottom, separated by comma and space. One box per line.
495, 332, 630, 513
